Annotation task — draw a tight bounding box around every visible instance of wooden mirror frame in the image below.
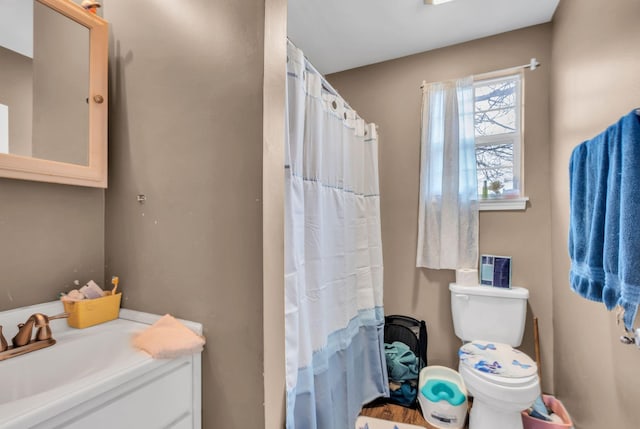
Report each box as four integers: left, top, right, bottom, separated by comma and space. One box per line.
0, 0, 108, 188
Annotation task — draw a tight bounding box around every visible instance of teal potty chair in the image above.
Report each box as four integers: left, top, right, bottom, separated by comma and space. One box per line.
418, 366, 468, 429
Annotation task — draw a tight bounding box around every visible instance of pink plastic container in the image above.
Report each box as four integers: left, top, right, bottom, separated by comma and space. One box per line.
521, 395, 573, 429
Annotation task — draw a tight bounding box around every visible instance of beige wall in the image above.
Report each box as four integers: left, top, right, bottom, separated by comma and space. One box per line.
550, 0, 640, 427
0, 178, 104, 311
103, 0, 269, 427
0, 45, 32, 157
263, 0, 287, 426
328, 24, 554, 392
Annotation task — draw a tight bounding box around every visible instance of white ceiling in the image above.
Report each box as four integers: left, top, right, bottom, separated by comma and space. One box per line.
288, 0, 560, 75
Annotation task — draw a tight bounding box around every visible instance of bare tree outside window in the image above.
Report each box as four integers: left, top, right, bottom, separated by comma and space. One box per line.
473, 75, 522, 198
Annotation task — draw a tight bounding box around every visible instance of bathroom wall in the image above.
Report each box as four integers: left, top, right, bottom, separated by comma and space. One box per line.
0, 46, 32, 156
102, 0, 269, 427
328, 24, 554, 392
0, 179, 104, 310
550, 0, 640, 427
262, 0, 287, 426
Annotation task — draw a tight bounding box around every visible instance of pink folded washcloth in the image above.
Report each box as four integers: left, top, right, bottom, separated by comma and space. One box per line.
132, 314, 205, 359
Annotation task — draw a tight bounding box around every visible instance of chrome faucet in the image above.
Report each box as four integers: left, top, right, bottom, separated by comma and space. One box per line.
0, 312, 69, 360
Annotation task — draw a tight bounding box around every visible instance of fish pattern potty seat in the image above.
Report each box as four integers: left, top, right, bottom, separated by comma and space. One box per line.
458, 340, 537, 378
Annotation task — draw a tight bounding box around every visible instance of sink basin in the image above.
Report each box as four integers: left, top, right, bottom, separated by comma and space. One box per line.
0, 301, 203, 429
0, 319, 149, 405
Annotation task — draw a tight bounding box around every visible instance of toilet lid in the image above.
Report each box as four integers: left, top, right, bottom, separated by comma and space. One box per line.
459, 341, 537, 378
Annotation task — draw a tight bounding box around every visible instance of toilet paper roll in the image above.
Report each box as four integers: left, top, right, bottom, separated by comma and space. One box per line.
455, 268, 479, 286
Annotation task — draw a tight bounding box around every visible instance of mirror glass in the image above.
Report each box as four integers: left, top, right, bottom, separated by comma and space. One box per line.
0, 0, 90, 166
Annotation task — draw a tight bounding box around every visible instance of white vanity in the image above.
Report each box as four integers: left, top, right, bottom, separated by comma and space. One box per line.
0, 301, 202, 429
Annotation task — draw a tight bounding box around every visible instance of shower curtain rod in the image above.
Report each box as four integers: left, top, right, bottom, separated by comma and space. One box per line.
287, 39, 353, 110
304, 60, 380, 129
473, 57, 541, 81
288, 39, 380, 129
309, 63, 356, 111
420, 58, 541, 88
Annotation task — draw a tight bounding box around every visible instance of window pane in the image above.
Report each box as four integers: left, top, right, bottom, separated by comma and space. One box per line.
476, 143, 515, 196
477, 167, 515, 196
474, 80, 516, 112
476, 143, 513, 169
473, 74, 522, 199
475, 109, 516, 136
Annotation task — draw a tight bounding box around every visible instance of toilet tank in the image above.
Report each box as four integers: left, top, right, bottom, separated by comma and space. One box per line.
449, 283, 529, 346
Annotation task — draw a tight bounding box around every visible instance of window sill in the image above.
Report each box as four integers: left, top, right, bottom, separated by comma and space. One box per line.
479, 197, 529, 211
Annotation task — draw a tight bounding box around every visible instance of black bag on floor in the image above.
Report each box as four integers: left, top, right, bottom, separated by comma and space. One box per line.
384, 315, 428, 368
378, 315, 428, 409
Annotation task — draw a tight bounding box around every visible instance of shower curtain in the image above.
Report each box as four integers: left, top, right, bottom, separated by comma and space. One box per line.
285, 41, 388, 429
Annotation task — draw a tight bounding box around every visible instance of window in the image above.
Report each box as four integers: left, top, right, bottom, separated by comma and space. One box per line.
0, 103, 8, 154
473, 73, 526, 209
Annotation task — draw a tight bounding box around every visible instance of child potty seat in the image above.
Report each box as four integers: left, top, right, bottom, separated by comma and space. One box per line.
418, 366, 467, 429
458, 340, 537, 378
422, 379, 466, 407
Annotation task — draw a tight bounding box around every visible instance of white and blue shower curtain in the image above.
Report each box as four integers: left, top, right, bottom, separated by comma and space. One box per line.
285, 41, 388, 429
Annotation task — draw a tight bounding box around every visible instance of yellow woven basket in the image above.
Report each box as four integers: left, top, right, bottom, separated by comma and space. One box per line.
63, 292, 122, 328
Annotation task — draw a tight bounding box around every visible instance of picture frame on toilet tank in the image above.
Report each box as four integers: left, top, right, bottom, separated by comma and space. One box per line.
480, 255, 512, 288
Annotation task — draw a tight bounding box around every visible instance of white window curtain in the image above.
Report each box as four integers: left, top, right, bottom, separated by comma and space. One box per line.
416, 77, 479, 269
285, 41, 388, 429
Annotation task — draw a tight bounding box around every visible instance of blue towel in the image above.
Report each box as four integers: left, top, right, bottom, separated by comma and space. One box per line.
384, 342, 419, 406
569, 110, 640, 329
384, 342, 419, 382
529, 395, 551, 421
389, 382, 417, 407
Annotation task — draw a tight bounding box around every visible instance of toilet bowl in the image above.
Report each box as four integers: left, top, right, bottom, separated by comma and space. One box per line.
458, 341, 539, 429
449, 284, 540, 429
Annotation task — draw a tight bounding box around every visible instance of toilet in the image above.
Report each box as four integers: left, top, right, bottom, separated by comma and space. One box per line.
449, 283, 540, 429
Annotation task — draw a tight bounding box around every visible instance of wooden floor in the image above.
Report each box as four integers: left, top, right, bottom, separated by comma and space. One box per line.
359, 403, 433, 428
360, 401, 469, 429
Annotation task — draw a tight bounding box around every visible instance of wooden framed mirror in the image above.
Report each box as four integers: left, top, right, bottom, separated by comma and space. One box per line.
0, 0, 108, 188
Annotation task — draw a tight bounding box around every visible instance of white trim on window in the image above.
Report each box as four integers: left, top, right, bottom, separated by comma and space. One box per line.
0, 104, 8, 155
479, 197, 529, 211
